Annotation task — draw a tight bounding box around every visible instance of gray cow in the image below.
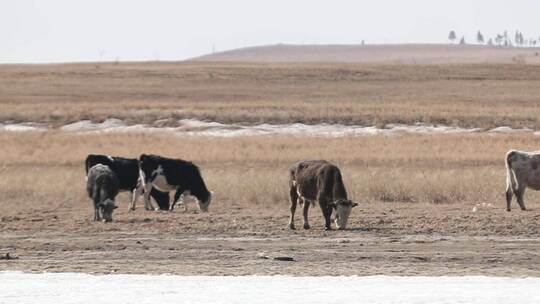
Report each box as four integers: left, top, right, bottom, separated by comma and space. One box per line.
289, 160, 357, 230
505, 149, 540, 211
87, 164, 119, 222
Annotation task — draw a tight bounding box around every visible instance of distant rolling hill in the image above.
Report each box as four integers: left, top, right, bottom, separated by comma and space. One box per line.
192, 44, 540, 64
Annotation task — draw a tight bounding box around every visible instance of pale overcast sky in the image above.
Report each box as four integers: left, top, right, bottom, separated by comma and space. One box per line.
2, 0, 540, 63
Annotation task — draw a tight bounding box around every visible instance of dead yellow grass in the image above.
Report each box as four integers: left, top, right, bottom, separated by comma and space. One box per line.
1, 63, 540, 128
2, 132, 540, 216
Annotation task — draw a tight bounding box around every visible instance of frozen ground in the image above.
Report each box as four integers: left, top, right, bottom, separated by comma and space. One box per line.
0, 272, 538, 304
1, 118, 538, 137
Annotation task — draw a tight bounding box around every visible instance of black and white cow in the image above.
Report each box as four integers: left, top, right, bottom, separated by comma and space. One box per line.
138, 154, 213, 212
85, 154, 170, 211
87, 164, 119, 222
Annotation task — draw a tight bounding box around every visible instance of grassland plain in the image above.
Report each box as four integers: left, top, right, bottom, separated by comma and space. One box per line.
1, 132, 540, 275
1, 62, 540, 276
2, 62, 540, 128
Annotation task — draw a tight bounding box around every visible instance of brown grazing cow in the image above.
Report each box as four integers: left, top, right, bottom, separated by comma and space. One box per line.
288, 160, 357, 230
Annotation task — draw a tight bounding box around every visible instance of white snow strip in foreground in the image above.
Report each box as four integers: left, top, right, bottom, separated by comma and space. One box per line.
1, 272, 539, 304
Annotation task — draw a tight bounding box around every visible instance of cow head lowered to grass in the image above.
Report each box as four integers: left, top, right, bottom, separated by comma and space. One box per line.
329, 199, 358, 230
138, 154, 213, 213
86, 164, 119, 223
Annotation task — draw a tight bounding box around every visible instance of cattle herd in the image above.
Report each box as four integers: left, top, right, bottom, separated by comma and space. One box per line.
85, 154, 212, 220
85, 148, 534, 230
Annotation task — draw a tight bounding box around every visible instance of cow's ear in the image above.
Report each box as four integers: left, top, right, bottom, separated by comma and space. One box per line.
139, 154, 147, 161
113, 205, 118, 209
351, 202, 358, 208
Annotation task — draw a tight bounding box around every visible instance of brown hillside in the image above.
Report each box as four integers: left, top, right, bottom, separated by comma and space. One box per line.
193, 43, 540, 64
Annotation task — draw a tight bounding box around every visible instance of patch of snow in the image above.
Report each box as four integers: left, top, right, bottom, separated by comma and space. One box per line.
179, 119, 229, 129
174, 120, 484, 138
60, 118, 126, 132
488, 126, 532, 134
0, 272, 539, 304
49, 118, 493, 137
0, 123, 47, 132
387, 123, 481, 134
2, 119, 539, 138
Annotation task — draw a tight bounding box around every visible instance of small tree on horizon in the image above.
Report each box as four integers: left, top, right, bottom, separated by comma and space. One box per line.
459, 36, 466, 45
514, 31, 525, 47
477, 31, 485, 44
495, 34, 503, 46
448, 30, 457, 43
487, 38, 494, 46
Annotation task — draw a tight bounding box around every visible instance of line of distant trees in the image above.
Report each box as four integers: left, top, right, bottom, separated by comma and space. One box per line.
448, 30, 539, 47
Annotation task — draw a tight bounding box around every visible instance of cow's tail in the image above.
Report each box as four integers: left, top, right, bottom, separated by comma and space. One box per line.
506, 150, 518, 194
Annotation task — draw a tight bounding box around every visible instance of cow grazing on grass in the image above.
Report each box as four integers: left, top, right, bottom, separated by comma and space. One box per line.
87, 164, 119, 222
289, 160, 357, 230
85, 154, 170, 211
505, 149, 540, 211
138, 154, 213, 212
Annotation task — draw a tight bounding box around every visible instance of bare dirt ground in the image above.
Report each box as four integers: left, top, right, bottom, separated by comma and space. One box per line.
1, 196, 540, 276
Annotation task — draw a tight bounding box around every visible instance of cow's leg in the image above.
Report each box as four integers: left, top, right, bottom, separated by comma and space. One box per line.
515, 185, 527, 211
506, 169, 518, 212
322, 206, 333, 231
93, 203, 99, 222
169, 189, 181, 211
302, 200, 311, 230
92, 189, 100, 221
318, 197, 332, 231
129, 186, 143, 211
288, 186, 298, 230
171, 189, 185, 212
506, 185, 513, 212
143, 184, 155, 211
178, 193, 188, 212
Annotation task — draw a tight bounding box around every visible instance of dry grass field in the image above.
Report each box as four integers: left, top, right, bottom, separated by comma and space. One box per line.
1, 62, 540, 276
1, 131, 540, 275
2, 62, 540, 128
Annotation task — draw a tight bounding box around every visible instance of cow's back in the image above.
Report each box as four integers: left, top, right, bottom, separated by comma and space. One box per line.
85, 155, 113, 174
87, 164, 119, 200
291, 160, 335, 201
109, 157, 139, 190
85, 154, 138, 190
149, 156, 203, 189
508, 151, 540, 189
